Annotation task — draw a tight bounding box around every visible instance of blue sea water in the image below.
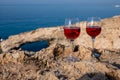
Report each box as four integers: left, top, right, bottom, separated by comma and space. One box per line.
0, 4, 120, 51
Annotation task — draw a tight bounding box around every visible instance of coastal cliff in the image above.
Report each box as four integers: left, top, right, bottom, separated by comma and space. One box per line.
0, 16, 120, 80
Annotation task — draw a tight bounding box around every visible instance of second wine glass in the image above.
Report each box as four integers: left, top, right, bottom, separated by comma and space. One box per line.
63, 18, 80, 62
86, 17, 101, 60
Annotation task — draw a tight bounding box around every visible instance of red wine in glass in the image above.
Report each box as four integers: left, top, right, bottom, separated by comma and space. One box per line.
86, 26, 101, 38
64, 27, 80, 40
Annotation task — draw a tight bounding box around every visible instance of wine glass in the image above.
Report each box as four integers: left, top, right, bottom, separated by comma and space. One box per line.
86, 17, 101, 60
63, 18, 80, 62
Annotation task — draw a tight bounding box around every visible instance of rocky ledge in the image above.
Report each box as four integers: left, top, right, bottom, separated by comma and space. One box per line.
0, 16, 120, 80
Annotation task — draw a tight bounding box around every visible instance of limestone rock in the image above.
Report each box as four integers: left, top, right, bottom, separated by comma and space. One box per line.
0, 16, 120, 80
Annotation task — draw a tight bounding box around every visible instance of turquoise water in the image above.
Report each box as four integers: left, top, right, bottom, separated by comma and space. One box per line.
0, 4, 120, 51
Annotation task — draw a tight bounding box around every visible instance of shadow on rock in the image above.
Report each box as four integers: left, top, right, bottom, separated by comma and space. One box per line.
53, 44, 65, 60
77, 72, 116, 80
112, 63, 120, 69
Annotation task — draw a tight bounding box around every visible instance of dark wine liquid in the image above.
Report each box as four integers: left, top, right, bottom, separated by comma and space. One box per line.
86, 26, 101, 38
64, 27, 80, 40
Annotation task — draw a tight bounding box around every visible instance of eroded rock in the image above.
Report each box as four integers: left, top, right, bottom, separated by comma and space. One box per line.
0, 16, 120, 80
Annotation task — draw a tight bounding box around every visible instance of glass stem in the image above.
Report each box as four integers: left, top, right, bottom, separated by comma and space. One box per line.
92, 37, 95, 56
70, 40, 74, 52
66, 39, 79, 62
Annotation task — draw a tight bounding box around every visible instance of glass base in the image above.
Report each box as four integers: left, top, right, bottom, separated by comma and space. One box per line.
92, 52, 101, 61
63, 56, 80, 62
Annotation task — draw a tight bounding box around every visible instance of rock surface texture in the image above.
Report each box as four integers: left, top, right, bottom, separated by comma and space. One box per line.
0, 16, 120, 80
